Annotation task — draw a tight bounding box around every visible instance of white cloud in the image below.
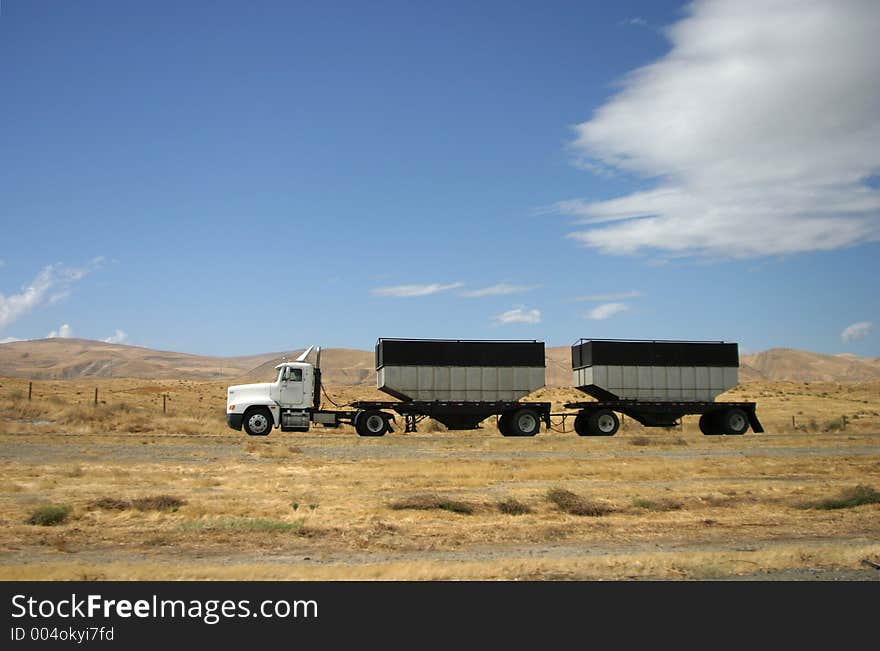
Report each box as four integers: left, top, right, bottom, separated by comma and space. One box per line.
103, 329, 129, 344
841, 321, 873, 343
1, 336, 22, 344
0, 259, 102, 332
568, 290, 643, 302
492, 306, 542, 325
461, 283, 541, 298
558, 0, 880, 258
371, 282, 464, 297
47, 324, 73, 339
586, 302, 630, 320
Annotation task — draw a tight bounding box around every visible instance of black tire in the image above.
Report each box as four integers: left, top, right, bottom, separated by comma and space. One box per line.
243, 407, 273, 436
588, 409, 619, 436
719, 408, 749, 435
497, 412, 512, 437
574, 411, 591, 436
356, 410, 388, 437
513, 408, 541, 436
699, 412, 720, 435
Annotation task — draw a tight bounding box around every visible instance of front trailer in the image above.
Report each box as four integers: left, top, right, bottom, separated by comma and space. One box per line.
229, 401, 552, 438
561, 399, 763, 437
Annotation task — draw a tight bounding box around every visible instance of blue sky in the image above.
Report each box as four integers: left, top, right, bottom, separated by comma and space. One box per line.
1, 0, 878, 357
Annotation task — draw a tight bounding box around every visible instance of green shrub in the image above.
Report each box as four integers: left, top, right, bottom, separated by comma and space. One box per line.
801, 485, 880, 510
27, 504, 72, 526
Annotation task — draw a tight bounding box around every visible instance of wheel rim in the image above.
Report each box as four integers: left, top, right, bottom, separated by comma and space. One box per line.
517, 413, 537, 433
728, 412, 746, 432
597, 414, 616, 433
365, 415, 385, 433
248, 413, 269, 434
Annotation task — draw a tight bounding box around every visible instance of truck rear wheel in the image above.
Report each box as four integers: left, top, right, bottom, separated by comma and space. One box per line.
356, 410, 388, 437
720, 408, 749, 435
243, 407, 273, 436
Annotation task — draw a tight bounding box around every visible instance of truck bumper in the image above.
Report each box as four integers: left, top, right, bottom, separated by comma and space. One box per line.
227, 413, 244, 431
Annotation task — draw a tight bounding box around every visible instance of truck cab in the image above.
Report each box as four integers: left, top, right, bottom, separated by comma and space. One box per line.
226, 361, 317, 435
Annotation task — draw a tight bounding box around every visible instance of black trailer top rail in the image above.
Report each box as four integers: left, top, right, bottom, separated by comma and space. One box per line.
377, 338, 545, 369
571, 339, 739, 369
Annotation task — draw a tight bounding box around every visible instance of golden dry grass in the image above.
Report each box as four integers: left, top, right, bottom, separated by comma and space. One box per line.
0, 376, 878, 580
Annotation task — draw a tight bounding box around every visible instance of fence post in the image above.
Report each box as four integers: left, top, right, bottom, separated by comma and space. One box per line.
842, 415, 846, 431
163, 394, 167, 414
792, 415, 796, 429
94, 387, 98, 405
28, 381, 32, 401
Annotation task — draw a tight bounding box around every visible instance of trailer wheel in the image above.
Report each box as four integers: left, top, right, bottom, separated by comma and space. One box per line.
497, 412, 512, 436
356, 410, 388, 437
503, 408, 540, 437
699, 412, 721, 435
574, 411, 591, 436
243, 407, 273, 436
720, 408, 749, 435
588, 409, 619, 436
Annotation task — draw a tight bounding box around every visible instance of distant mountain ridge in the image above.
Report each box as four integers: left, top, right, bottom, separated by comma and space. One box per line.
1, 338, 878, 384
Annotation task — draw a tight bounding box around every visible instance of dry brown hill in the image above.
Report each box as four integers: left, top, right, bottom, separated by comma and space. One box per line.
740, 348, 880, 382
2, 339, 878, 385
0, 339, 281, 381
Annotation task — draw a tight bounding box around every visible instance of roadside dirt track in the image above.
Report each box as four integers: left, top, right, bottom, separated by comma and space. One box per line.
1, 428, 878, 581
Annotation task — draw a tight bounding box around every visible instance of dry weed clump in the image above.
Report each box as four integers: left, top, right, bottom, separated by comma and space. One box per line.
632, 498, 683, 512
800, 485, 880, 510
389, 494, 475, 515
546, 488, 613, 516
629, 435, 688, 447
179, 518, 303, 533
89, 495, 186, 512
497, 498, 532, 515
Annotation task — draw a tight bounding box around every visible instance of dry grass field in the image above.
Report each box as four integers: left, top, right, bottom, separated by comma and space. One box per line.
0, 375, 878, 581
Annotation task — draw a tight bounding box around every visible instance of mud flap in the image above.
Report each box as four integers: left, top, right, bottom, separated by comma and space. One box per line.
748, 408, 764, 433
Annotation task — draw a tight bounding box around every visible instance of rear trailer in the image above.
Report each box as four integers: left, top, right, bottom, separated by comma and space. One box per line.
566, 339, 763, 436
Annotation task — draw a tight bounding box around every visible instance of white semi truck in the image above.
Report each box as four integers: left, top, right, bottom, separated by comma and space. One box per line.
226, 338, 763, 438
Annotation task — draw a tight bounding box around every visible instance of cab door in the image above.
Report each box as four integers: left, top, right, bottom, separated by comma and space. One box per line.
279, 367, 305, 407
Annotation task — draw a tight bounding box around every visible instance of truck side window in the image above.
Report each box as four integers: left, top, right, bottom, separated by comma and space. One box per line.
289, 368, 302, 382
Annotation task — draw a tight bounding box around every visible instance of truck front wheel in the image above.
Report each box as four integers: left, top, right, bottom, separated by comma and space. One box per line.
243, 407, 273, 436
356, 410, 388, 437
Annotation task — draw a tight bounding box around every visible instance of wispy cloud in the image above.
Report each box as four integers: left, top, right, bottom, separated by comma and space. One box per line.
567, 290, 643, 302
0, 337, 21, 344
0, 259, 103, 332
372, 282, 464, 298
103, 329, 129, 344
461, 283, 541, 298
558, 0, 880, 259
492, 306, 542, 325
47, 323, 73, 339
586, 302, 629, 320
841, 321, 873, 344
